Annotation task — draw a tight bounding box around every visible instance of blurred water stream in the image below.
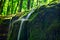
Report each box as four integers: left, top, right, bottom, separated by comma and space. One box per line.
17, 8, 35, 40
8, 8, 35, 40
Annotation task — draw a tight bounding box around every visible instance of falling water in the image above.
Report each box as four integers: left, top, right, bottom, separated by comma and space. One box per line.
17, 19, 27, 40
17, 8, 35, 40
7, 8, 35, 40
12, 8, 35, 24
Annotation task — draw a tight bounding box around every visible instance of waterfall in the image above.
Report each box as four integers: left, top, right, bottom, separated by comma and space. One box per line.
7, 8, 35, 40
17, 8, 35, 40
17, 19, 26, 40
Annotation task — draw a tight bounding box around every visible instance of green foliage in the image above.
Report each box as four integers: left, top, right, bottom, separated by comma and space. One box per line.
0, 0, 59, 19
0, 0, 20, 17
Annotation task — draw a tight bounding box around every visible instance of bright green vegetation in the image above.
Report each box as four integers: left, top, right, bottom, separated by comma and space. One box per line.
0, 0, 59, 19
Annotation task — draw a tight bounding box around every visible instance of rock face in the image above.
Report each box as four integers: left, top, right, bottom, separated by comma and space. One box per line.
24, 3, 60, 40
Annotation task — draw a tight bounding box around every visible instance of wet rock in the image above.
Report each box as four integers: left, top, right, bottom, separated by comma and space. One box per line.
25, 3, 60, 40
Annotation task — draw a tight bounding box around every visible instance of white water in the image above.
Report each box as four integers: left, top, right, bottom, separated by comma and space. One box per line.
8, 8, 35, 40
13, 8, 35, 24
17, 8, 35, 40
17, 20, 24, 40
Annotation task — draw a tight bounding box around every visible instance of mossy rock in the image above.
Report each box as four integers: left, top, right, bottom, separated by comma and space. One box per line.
25, 3, 60, 40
